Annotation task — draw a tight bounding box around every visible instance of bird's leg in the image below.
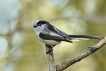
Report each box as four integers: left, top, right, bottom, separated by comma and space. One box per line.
46, 49, 53, 54
45, 44, 54, 54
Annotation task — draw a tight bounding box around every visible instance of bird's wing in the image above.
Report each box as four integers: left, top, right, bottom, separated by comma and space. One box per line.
39, 33, 73, 43
47, 24, 72, 40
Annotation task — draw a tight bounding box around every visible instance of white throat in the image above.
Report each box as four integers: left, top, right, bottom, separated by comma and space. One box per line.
34, 24, 47, 35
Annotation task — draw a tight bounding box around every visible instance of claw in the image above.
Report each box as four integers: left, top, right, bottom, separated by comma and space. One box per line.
46, 49, 53, 54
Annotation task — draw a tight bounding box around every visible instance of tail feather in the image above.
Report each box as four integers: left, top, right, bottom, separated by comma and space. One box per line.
68, 35, 104, 40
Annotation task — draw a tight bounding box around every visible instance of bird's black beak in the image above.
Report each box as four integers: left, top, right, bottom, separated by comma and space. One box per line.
33, 25, 37, 28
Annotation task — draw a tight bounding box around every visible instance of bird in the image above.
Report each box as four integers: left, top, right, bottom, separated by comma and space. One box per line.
33, 20, 103, 54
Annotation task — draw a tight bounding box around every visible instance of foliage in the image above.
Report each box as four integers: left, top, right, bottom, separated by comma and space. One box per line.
1, 0, 106, 71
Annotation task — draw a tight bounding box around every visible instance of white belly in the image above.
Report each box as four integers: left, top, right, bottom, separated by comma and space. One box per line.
37, 36, 60, 46
42, 40, 60, 46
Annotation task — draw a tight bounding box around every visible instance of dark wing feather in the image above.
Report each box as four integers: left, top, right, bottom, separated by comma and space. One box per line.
47, 24, 73, 40
39, 33, 73, 43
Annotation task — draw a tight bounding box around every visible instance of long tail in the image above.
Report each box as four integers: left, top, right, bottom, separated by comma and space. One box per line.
68, 35, 104, 40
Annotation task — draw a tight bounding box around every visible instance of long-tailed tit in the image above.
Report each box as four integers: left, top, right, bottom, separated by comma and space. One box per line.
33, 20, 103, 53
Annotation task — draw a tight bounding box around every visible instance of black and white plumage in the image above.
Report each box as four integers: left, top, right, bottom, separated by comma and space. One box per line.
33, 20, 103, 48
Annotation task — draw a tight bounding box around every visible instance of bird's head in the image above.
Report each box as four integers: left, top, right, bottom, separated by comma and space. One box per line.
33, 20, 49, 34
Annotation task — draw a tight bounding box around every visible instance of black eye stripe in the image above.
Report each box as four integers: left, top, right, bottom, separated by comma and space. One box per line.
37, 20, 48, 25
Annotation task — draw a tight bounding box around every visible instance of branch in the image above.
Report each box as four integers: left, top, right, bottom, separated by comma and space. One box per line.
56, 36, 106, 71
45, 45, 56, 71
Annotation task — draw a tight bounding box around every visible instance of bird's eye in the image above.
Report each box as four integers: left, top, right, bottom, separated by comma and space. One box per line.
38, 24, 41, 26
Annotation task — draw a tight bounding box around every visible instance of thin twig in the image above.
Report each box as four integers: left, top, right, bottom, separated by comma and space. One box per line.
56, 36, 106, 71
45, 45, 56, 71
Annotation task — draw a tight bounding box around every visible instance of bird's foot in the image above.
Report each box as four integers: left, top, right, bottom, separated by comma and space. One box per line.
46, 49, 53, 54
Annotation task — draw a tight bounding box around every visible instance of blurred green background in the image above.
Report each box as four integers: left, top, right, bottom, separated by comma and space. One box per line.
0, 0, 106, 71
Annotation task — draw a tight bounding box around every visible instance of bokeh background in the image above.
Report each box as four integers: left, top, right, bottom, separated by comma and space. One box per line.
0, 0, 106, 71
